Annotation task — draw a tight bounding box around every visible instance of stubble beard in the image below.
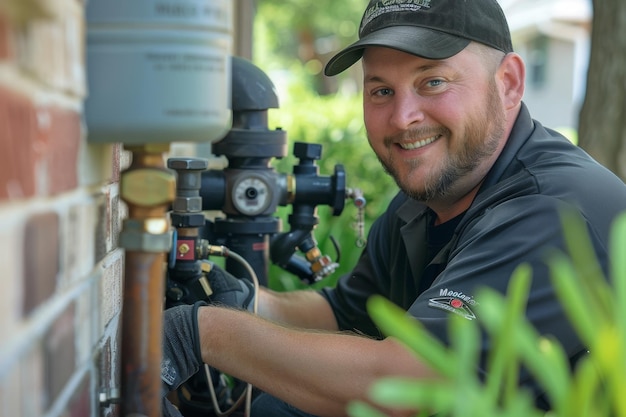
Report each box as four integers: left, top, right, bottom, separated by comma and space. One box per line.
374, 80, 506, 203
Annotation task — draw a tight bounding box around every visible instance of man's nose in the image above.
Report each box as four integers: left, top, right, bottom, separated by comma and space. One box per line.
388, 91, 425, 130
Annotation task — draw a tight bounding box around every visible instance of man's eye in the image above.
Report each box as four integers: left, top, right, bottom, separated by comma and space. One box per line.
374, 88, 393, 96
427, 79, 445, 88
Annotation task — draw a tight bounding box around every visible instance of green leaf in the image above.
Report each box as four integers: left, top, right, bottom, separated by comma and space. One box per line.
369, 378, 455, 412
564, 356, 600, 417
448, 314, 481, 387
557, 210, 613, 322
609, 212, 626, 346
346, 401, 388, 417
482, 264, 531, 406
548, 252, 597, 346
559, 210, 605, 288
367, 295, 457, 377
477, 290, 571, 409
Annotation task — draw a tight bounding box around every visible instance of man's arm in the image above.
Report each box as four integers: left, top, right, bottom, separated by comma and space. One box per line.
197, 305, 438, 417
203, 262, 339, 330
256, 288, 340, 330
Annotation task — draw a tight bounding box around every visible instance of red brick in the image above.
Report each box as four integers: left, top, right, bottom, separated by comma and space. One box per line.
0, 12, 14, 60
22, 211, 60, 316
0, 88, 81, 200
43, 304, 76, 410
68, 374, 91, 417
41, 107, 81, 195
0, 86, 38, 200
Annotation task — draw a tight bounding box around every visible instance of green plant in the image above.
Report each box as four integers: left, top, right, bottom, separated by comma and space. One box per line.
348, 210, 626, 417
252, 1, 401, 291
264, 85, 398, 292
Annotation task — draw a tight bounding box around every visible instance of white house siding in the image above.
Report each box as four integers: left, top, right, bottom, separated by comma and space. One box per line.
502, 0, 591, 132
516, 37, 579, 130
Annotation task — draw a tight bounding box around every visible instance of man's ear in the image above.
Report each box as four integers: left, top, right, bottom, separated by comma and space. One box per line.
498, 53, 525, 111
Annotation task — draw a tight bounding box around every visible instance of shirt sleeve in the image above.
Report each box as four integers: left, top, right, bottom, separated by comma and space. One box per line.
318, 192, 410, 338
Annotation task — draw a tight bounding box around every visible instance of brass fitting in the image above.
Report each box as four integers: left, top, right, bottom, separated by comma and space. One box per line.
305, 247, 338, 279
285, 174, 296, 204
118, 144, 176, 252
121, 169, 176, 207
305, 247, 322, 262
120, 144, 176, 209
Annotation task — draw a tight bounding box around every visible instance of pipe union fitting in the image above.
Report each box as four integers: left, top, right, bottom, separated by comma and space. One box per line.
119, 219, 172, 251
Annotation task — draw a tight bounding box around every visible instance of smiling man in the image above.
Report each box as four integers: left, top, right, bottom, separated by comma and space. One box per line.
160, 1, 626, 416
360, 43, 511, 222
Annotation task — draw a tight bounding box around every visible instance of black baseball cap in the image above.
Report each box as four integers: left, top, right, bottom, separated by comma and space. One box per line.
324, 0, 513, 76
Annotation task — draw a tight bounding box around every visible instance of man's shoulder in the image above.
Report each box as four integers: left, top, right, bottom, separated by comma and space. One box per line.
497, 115, 626, 200
520, 126, 626, 198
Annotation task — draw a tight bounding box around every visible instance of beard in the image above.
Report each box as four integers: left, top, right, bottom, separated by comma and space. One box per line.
374, 78, 506, 202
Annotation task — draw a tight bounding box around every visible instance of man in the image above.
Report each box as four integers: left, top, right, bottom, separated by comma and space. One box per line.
162, 0, 626, 416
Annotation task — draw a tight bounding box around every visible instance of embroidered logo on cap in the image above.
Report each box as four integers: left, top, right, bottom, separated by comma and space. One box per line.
428, 288, 477, 320
361, 0, 432, 32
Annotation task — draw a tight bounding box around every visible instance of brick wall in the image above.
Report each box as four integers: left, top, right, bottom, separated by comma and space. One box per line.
0, 1, 250, 416
0, 1, 125, 416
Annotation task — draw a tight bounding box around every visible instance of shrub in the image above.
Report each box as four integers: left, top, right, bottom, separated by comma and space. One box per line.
348, 210, 626, 417
266, 85, 398, 291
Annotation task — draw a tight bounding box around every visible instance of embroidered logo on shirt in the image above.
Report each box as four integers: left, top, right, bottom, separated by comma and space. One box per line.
428, 288, 477, 320
161, 358, 177, 386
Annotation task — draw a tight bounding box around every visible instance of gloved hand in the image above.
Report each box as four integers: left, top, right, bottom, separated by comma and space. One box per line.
204, 261, 255, 311
163, 396, 184, 417
161, 301, 206, 398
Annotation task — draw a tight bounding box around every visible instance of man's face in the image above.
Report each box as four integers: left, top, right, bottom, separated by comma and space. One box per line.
362, 46, 506, 204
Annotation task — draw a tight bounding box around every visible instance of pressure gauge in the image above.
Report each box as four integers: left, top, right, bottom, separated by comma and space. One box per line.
231, 174, 273, 216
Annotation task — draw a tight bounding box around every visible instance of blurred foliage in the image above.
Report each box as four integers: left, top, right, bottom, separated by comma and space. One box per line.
348, 210, 626, 417
253, 0, 365, 96
263, 85, 398, 291
555, 127, 579, 146
252, 1, 399, 291
253, 0, 363, 69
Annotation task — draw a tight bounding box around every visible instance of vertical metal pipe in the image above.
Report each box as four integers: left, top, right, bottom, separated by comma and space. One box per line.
121, 252, 165, 417
119, 144, 175, 417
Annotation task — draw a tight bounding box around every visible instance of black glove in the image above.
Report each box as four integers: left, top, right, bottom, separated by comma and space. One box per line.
204, 261, 255, 311
163, 396, 184, 417
161, 301, 206, 398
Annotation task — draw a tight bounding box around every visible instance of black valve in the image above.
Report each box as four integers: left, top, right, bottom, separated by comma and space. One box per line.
197, 57, 349, 285
166, 157, 213, 307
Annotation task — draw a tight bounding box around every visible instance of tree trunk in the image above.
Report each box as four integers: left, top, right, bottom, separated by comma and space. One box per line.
578, 0, 626, 181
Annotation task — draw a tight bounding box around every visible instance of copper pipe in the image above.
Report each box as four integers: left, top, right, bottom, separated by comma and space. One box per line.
119, 144, 175, 417
121, 251, 165, 417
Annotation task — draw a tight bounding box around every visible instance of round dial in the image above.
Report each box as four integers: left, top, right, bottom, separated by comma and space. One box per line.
232, 175, 272, 216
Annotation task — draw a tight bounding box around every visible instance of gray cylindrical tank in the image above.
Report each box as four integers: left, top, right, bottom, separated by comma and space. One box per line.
84, 0, 232, 145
